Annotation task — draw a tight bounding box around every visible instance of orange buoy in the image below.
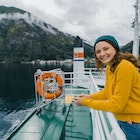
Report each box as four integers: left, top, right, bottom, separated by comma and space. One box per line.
36, 72, 63, 99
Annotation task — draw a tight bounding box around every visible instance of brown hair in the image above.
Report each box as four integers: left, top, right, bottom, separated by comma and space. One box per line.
95, 52, 140, 73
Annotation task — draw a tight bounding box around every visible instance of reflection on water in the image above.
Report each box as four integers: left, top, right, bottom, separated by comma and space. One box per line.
0, 62, 73, 140
0, 63, 73, 98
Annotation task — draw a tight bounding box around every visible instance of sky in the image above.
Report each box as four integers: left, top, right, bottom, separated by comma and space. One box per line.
0, 0, 136, 46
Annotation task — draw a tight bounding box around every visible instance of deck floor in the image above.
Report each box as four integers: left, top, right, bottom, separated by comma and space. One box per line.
65, 103, 92, 140
7, 97, 92, 140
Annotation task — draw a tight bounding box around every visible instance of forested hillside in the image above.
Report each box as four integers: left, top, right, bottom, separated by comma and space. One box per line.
0, 6, 93, 63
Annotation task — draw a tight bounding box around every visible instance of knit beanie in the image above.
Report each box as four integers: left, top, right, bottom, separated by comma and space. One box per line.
93, 35, 120, 52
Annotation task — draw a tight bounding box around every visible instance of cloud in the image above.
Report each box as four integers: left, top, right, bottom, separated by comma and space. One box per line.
0, 0, 135, 46
52, 0, 134, 45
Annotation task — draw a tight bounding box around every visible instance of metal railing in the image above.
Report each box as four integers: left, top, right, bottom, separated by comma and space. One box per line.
34, 68, 126, 140
88, 72, 126, 140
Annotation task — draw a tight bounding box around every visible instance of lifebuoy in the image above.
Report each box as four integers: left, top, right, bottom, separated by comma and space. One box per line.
36, 72, 63, 99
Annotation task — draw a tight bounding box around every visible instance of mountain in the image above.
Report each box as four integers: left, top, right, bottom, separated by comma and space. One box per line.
0, 6, 93, 63
121, 41, 133, 53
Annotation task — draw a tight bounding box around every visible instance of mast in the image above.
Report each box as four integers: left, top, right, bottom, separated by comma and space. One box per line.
133, 0, 140, 58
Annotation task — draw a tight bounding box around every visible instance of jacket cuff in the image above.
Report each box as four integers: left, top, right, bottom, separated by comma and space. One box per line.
81, 98, 90, 106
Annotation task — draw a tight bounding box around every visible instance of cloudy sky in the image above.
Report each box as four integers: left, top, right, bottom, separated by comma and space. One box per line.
0, 0, 135, 46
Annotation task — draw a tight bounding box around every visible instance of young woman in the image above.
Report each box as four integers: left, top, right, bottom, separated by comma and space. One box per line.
75, 35, 140, 140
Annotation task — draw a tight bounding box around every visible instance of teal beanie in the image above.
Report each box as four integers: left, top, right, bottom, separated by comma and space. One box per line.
94, 35, 120, 51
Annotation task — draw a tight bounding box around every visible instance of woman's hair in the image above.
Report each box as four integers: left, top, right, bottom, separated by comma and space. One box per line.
95, 52, 140, 73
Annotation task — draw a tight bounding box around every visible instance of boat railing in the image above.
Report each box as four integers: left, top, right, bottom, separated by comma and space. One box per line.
63, 70, 126, 140
88, 72, 126, 140
34, 69, 126, 140
85, 67, 106, 78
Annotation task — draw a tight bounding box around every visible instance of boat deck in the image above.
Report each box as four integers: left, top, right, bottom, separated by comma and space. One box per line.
7, 94, 92, 140
7, 69, 126, 140
65, 102, 92, 140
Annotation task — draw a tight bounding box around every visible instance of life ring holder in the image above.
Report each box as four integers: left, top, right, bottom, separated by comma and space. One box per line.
36, 71, 63, 99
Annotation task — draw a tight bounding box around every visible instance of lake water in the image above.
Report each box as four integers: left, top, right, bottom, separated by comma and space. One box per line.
0, 62, 74, 140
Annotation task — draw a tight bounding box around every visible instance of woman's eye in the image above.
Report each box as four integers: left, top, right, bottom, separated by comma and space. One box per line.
103, 47, 108, 51
95, 50, 100, 54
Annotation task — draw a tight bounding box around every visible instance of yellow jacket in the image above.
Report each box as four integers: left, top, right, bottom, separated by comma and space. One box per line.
82, 59, 140, 122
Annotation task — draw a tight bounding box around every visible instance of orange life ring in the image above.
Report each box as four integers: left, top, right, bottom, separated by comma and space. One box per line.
36, 72, 63, 99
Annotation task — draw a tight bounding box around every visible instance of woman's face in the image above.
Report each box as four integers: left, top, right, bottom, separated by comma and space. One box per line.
95, 41, 117, 65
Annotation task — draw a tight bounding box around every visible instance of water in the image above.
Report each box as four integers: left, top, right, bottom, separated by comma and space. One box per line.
0, 62, 73, 140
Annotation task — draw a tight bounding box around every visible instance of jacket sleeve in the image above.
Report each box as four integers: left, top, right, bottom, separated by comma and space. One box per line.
90, 88, 107, 100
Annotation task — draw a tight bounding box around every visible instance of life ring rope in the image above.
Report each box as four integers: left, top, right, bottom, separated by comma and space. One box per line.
36, 72, 63, 99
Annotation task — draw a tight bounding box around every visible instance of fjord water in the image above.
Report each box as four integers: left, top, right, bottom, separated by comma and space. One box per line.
0, 62, 73, 140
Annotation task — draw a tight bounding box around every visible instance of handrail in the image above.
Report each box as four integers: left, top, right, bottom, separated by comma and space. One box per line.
89, 72, 126, 140
34, 69, 126, 140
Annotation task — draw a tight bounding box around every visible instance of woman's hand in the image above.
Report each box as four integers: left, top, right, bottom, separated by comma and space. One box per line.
74, 93, 90, 106
74, 96, 83, 106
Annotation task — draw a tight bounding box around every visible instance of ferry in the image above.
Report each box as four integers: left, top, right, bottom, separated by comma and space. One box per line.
6, 36, 126, 140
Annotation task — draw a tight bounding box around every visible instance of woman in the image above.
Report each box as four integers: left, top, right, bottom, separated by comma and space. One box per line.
75, 35, 140, 140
